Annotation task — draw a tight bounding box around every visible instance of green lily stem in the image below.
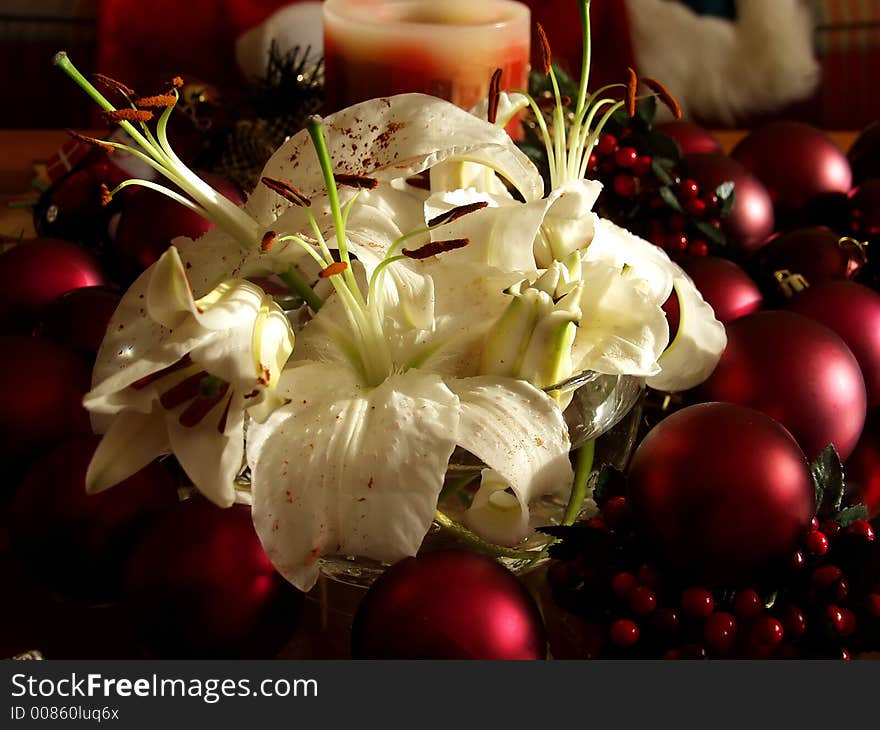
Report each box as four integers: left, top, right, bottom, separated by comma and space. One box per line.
279, 267, 323, 312
433, 510, 548, 562
562, 439, 595, 525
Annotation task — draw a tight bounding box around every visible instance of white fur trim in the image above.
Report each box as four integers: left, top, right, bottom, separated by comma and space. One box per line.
236, 1, 324, 81
626, 0, 820, 124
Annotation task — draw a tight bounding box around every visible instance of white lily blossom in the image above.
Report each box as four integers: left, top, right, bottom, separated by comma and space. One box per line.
85, 247, 294, 507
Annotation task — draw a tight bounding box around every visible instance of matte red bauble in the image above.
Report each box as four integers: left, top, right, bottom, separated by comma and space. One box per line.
627, 402, 814, 585
124, 497, 302, 658
33, 286, 120, 360
752, 227, 865, 304
846, 408, 880, 517
654, 120, 722, 156
10, 435, 178, 603
0, 238, 106, 332
114, 172, 244, 277
848, 120, 880, 186
849, 179, 880, 238
0, 335, 92, 468
731, 121, 852, 215
682, 153, 774, 257
679, 256, 762, 323
351, 551, 547, 659
786, 280, 880, 407
696, 311, 866, 460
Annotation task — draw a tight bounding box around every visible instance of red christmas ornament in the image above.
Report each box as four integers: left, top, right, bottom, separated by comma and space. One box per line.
351, 551, 547, 659
696, 311, 866, 460
627, 402, 814, 585
10, 435, 178, 603
655, 120, 722, 156
0, 238, 106, 333
679, 256, 762, 323
114, 172, 244, 277
124, 497, 302, 658
752, 227, 865, 304
33, 286, 121, 360
682, 153, 775, 257
731, 121, 852, 216
846, 408, 880, 517
0, 335, 92, 469
848, 120, 880, 186
786, 280, 880, 407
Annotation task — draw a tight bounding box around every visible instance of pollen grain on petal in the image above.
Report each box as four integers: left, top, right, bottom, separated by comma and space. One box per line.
319, 261, 349, 278
403, 238, 469, 260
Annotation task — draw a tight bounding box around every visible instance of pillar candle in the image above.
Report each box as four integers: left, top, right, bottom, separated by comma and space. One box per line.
323, 0, 531, 113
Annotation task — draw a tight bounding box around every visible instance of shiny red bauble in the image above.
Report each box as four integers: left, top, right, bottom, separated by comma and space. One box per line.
786, 280, 880, 407
33, 286, 120, 360
679, 256, 762, 323
627, 402, 814, 585
682, 153, 775, 257
846, 408, 880, 517
848, 120, 880, 186
696, 311, 866, 460
654, 120, 722, 156
10, 434, 178, 603
351, 551, 547, 659
0, 335, 92, 468
123, 497, 302, 658
849, 179, 880, 238
114, 173, 244, 278
0, 238, 106, 332
752, 227, 865, 304
731, 121, 852, 215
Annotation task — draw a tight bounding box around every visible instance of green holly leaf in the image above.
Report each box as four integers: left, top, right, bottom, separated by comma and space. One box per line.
635, 95, 658, 130
694, 219, 725, 246
651, 158, 676, 186
659, 185, 683, 212
835, 503, 868, 528
810, 444, 846, 519
644, 131, 681, 163
715, 181, 736, 217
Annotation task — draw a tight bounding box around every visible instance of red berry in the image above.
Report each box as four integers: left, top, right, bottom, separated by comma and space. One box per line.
806, 531, 829, 556
812, 564, 842, 590
819, 520, 841, 537
615, 146, 639, 169
685, 198, 707, 218
687, 240, 709, 257
597, 134, 618, 156
825, 605, 847, 634
749, 617, 784, 656
633, 155, 653, 176
702, 192, 719, 211
681, 587, 715, 618
840, 647, 851, 661
677, 179, 700, 201
587, 152, 599, 172
636, 562, 662, 589
611, 571, 638, 599
665, 233, 689, 255
867, 593, 880, 616
613, 173, 636, 198
628, 586, 657, 616
791, 550, 806, 570
609, 619, 639, 648
653, 608, 680, 633
845, 519, 875, 541
733, 588, 763, 619
782, 605, 807, 641
587, 517, 607, 532
704, 612, 737, 655
602, 496, 629, 527
810, 516, 820, 532
840, 608, 856, 637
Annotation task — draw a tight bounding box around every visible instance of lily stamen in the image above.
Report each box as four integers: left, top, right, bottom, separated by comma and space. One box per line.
403, 238, 470, 260
427, 201, 489, 227
487, 68, 503, 125
101, 108, 154, 124
333, 173, 378, 190
261, 176, 312, 207
320, 261, 349, 278
641, 76, 683, 119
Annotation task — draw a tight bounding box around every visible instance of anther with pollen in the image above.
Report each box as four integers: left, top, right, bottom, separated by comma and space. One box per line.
641, 76, 683, 119
92, 73, 136, 98
134, 94, 177, 109
427, 201, 488, 227
333, 173, 378, 190
320, 261, 349, 278
487, 68, 502, 125
626, 67, 638, 118
261, 230, 278, 252
536, 22, 552, 75
101, 108, 154, 124
403, 238, 469, 260
65, 129, 115, 153
261, 176, 312, 207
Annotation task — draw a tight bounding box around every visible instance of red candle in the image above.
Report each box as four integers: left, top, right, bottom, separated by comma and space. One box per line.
323, 0, 531, 113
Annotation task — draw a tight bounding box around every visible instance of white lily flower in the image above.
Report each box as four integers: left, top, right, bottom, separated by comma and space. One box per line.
84, 247, 294, 506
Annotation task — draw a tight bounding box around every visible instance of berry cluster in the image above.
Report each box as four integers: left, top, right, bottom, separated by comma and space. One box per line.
588, 131, 727, 260
546, 493, 880, 659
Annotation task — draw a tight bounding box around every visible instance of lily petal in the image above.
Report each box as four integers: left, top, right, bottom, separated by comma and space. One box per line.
250, 364, 460, 591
